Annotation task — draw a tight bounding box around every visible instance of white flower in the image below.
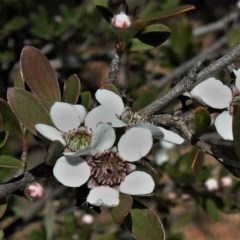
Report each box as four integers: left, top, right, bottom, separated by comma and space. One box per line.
191, 77, 232, 109
111, 11, 131, 29
35, 102, 113, 154
190, 77, 237, 140
85, 89, 184, 144
205, 178, 219, 191
214, 111, 233, 140
53, 125, 155, 207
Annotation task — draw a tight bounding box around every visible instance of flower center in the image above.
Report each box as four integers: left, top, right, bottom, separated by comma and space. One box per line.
65, 127, 91, 152
88, 151, 128, 186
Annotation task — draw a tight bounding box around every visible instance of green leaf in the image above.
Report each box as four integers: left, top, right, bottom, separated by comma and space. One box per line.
191, 149, 204, 176
124, 202, 165, 240
206, 199, 219, 221
129, 24, 170, 51
7, 88, 52, 135
45, 141, 65, 166
193, 107, 211, 140
139, 5, 195, 22
227, 26, 240, 47
94, 0, 113, 22
81, 91, 92, 111
12, 68, 24, 88
0, 155, 21, 169
111, 193, 132, 224
232, 103, 240, 161
20, 46, 61, 109
136, 24, 170, 49
0, 131, 8, 148
0, 98, 21, 134
63, 74, 81, 104
101, 83, 120, 95
2, 16, 27, 34
0, 198, 7, 219
129, 38, 154, 51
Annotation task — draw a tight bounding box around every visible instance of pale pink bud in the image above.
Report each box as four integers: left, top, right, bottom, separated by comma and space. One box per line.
181, 193, 192, 200
220, 176, 232, 187
111, 11, 131, 29
82, 213, 94, 224
25, 181, 44, 201
167, 192, 176, 200
205, 178, 219, 191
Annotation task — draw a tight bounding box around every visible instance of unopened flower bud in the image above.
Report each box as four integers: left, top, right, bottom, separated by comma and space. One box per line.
205, 178, 219, 191
25, 181, 44, 201
220, 176, 232, 187
111, 11, 131, 29
82, 213, 94, 224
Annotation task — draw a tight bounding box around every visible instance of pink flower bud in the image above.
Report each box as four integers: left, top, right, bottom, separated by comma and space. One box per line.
220, 176, 232, 187
25, 181, 44, 201
82, 213, 94, 224
111, 11, 131, 29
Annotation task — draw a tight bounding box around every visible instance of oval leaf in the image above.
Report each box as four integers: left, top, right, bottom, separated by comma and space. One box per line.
124, 203, 165, 240
94, 0, 113, 22
63, 74, 81, 104
7, 88, 52, 135
81, 91, 92, 111
193, 107, 211, 140
0, 99, 21, 134
129, 24, 170, 51
45, 140, 65, 166
111, 193, 133, 224
20, 46, 61, 109
0, 155, 21, 169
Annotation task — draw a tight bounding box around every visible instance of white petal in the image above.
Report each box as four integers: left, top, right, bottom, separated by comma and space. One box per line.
118, 127, 152, 162
74, 105, 86, 124
160, 140, 175, 149
85, 106, 126, 131
159, 127, 184, 144
90, 123, 116, 155
233, 69, 240, 91
35, 124, 65, 145
50, 102, 81, 132
214, 111, 233, 140
95, 89, 124, 116
134, 123, 163, 139
87, 186, 119, 207
53, 156, 91, 187
119, 171, 155, 195
191, 77, 232, 109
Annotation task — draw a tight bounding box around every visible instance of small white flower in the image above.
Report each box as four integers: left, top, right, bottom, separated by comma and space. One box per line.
35, 102, 113, 154
191, 77, 232, 109
190, 77, 239, 141
205, 178, 219, 191
214, 111, 233, 140
85, 89, 184, 144
111, 11, 131, 29
53, 125, 155, 207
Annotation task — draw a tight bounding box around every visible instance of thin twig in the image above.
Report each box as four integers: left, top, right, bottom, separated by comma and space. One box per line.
140, 42, 240, 117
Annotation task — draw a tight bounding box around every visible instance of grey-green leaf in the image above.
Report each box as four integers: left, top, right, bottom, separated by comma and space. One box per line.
7, 88, 52, 135
20, 46, 61, 109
